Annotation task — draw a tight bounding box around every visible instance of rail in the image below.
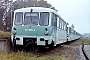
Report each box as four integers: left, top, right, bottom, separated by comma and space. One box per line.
82, 41, 89, 60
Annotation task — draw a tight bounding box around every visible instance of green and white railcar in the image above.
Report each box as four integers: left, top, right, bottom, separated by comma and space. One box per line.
76, 32, 81, 39
67, 27, 73, 41
66, 27, 70, 41
11, 7, 67, 48
74, 31, 77, 40
73, 30, 76, 40
69, 27, 75, 41
67, 26, 81, 41
67, 27, 75, 41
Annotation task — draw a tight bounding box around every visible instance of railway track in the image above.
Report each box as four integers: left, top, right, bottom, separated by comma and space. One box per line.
82, 42, 89, 60
32, 39, 90, 60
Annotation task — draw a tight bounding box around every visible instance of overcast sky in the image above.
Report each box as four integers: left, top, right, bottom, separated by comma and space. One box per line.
13, 0, 90, 34
46, 0, 90, 34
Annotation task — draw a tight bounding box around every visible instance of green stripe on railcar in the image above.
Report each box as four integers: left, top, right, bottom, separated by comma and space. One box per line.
12, 26, 53, 36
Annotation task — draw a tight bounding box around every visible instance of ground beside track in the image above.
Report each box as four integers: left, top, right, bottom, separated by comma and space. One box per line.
0, 38, 89, 60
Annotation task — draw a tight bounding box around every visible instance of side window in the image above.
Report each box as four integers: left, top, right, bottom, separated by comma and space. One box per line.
62, 21, 64, 30
73, 30, 75, 34
60, 19, 62, 29
69, 27, 71, 33
71, 29, 73, 34
63, 21, 64, 30
71, 29, 72, 33
61, 20, 62, 29
57, 16, 60, 28
59, 18, 60, 28
66, 27, 68, 32
63, 22, 64, 30
64, 22, 66, 31
74, 31, 75, 34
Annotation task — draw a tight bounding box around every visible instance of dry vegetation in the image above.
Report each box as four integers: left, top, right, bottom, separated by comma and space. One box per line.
0, 51, 65, 60
0, 35, 90, 60
0, 31, 10, 38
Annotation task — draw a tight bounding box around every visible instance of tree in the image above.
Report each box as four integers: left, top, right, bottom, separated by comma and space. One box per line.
0, 0, 56, 31
71, 24, 74, 29
13, 0, 53, 9
0, 0, 13, 31
66, 22, 69, 25
0, 8, 4, 30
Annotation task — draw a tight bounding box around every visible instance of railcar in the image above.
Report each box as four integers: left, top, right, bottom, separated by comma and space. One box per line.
67, 27, 74, 41
11, 7, 67, 49
76, 32, 81, 39
67, 27, 81, 42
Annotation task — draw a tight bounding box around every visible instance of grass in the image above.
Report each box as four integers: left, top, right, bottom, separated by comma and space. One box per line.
69, 38, 83, 46
71, 37, 90, 45
35, 55, 63, 60
0, 31, 10, 38
0, 51, 34, 60
83, 38, 90, 45
0, 51, 65, 60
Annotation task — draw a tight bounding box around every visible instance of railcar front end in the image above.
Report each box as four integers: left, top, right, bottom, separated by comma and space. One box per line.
11, 8, 55, 48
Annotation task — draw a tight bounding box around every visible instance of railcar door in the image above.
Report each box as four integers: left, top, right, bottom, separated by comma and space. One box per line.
57, 16, 60, 44
52, 13, 57, 46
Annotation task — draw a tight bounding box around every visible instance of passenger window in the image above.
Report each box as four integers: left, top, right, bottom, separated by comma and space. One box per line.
66, 27, 68, 32
69, 27, 71, 33
60, 19, 62, 29
62, 21, 64, 30
60, 20, 62, 29
63, 22, 65, 30
57, 16, 59, 28
71, 29, 73, 34
74, 31, 75, 34
59, 18, 60, 28
64, 23, 66, 30
63, 22, 64, 30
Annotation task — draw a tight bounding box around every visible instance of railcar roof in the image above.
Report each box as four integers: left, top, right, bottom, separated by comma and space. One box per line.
14, 7, 56, 13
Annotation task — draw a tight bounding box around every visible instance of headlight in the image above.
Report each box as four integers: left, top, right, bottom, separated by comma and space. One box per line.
13, 30, 16, 35
44, 28, 48, 35
44, 31, 48, 35
13, 27, 16, 35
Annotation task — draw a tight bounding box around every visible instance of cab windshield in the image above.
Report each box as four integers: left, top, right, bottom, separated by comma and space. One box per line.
40, 12, 49, 26
14, 12, 49, 26
24, 12, 39, 25
15, 12, 23, 25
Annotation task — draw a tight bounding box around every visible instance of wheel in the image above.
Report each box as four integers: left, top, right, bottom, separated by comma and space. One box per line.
32, 45, 37, 52
49, 41, 54, 50
35, 46, 40, 52
12, 39, 17, 51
